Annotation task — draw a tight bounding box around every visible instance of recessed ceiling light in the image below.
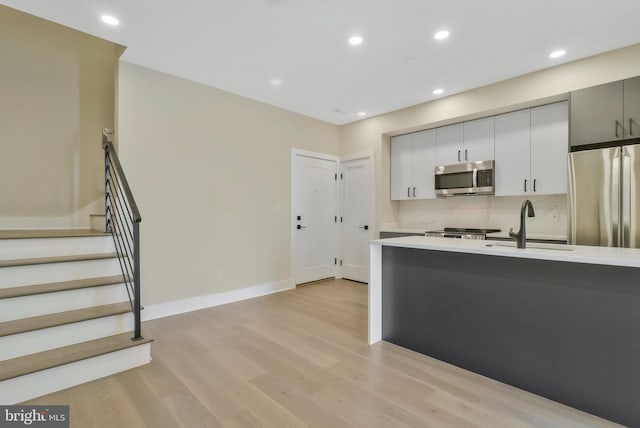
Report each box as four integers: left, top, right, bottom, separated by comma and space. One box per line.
357, 112, 367, 117
433, 88, 444, 95
434, 30, 449, 40
270, 79, 282, 86
101, 15, 119, 26
549, 49, 566, 59
348, 36, 363, 46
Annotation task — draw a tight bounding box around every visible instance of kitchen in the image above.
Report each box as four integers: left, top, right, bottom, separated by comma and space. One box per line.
2, 2, 640, 426
372, 73, 640, 426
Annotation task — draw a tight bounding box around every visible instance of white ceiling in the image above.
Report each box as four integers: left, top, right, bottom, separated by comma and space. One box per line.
2, 0, 640, 125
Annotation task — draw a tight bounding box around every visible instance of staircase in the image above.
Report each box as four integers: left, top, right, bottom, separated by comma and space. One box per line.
0, 229, 152, 403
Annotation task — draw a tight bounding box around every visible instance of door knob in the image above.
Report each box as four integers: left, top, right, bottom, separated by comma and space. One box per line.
359, 225, 369, 230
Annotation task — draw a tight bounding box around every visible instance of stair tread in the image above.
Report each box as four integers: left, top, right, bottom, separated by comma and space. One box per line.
0, 229, 109, 240
0, 332, 152, 382
0, 275, 128, 299
0, 252, 119, 268
0, 302, 132, 337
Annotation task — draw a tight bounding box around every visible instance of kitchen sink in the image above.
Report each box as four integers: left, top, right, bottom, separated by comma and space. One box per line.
485, 243, 575, 251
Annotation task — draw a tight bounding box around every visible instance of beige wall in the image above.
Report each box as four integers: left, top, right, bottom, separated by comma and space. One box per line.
118, 62, 339, 305
0, 6, 124, 225
339, 43, 640, 235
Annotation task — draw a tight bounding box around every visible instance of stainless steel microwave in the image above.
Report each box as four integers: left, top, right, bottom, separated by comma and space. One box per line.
435, 160, 495, 197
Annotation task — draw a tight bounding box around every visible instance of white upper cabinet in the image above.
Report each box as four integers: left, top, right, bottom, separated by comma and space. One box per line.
436, 124, 464, 166
530, 101, 569, 195
390, 130, 437, 200
495, 101, 568, 197
463, 117, 495, 162
436, 119, 495, 165
391, 101, 567, 201
390, 134, 414, 200
495, 109, 531, 197
411, 130, 437, 199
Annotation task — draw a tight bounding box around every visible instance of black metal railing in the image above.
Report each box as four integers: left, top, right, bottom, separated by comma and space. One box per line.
102, 129, 143, 341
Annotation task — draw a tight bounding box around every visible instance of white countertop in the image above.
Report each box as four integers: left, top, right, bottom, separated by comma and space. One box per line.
372, 236, 640, 268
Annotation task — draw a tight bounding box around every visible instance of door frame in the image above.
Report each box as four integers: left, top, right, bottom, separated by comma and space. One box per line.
338, 150, 375, 282
291, 149, 340, 285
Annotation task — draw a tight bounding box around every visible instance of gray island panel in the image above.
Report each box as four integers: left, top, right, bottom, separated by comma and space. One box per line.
382, 246, 640, 427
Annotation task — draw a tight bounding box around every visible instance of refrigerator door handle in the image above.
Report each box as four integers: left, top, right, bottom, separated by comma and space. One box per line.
612, 150, 620, 247
622, 150, 632, 248
568, 155, 576, 244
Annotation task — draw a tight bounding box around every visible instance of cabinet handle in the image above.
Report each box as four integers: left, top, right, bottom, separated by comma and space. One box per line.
616, 120, 620, 138
407, 187, 411, 198
465, 149, 468, 161
457, 150, 461, 162
413, 187, 416, 197
631, 118, 634, 137
533, 179, 537, 192
524, 179, 528, 192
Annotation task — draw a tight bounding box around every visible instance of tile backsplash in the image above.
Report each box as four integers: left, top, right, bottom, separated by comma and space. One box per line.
395, 194, 567, 238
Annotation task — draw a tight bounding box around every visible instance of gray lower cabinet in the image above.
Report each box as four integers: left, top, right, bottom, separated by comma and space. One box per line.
570, 76, 640, 147
382, 246, 640, 427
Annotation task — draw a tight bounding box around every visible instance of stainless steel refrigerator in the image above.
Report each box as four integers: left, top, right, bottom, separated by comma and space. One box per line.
568, 145, 640, 247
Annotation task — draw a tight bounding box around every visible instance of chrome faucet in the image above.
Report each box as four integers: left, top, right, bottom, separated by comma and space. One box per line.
509, 200, 535, 249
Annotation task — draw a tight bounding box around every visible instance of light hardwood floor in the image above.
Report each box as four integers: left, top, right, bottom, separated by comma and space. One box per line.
25, 279, 619, 427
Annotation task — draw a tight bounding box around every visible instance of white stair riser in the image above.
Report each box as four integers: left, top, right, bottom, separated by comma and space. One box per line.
90, 215, 107, 233
0, 343, 151, 404
0, 313, 133, 361
0, 236, 115, 259
0, 259, 123, 289
0, 284, 130, 322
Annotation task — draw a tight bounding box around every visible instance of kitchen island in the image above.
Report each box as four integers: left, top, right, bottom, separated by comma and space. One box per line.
370, 236, 640, 427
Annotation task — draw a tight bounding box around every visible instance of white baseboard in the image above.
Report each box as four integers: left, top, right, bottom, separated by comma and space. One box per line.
142, 279, 294, 321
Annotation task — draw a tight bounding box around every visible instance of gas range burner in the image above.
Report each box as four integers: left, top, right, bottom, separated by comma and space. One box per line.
425, 227, 501, 240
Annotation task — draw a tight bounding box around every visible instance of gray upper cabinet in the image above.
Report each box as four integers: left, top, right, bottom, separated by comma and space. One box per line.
571, 76, 640, 146
624, 76, 640, 139
570, 80, 623, 147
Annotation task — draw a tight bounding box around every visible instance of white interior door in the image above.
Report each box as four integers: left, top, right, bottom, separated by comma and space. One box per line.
340, 156, 372, 283
292, 152, 337, 284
